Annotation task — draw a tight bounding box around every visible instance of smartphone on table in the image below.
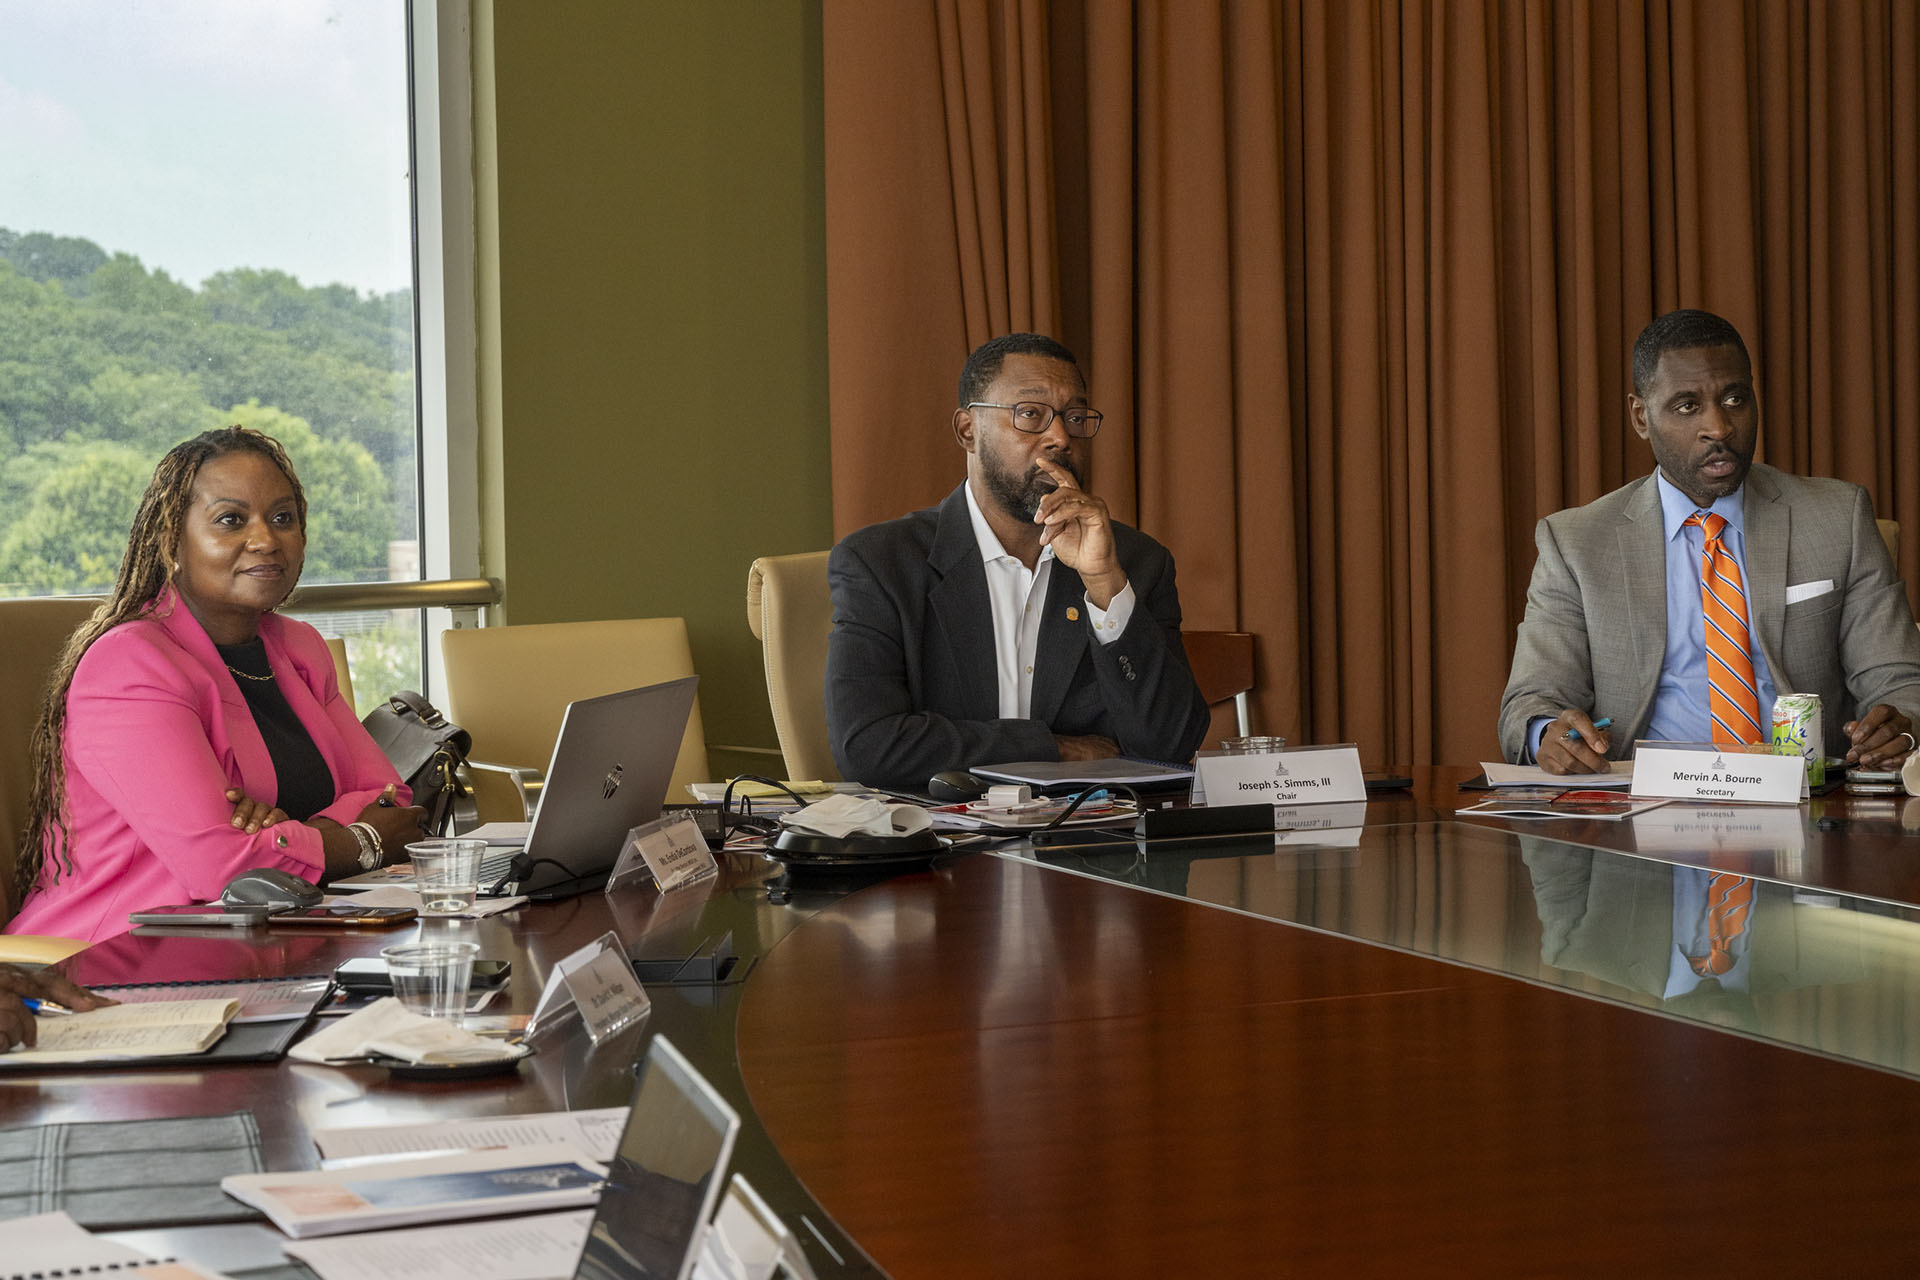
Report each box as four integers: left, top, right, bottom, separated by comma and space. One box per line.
333, 956, 512, 994
128, 903, 276, 927
270, 904, 419, 927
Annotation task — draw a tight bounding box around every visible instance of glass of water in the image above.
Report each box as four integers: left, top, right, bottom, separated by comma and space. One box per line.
406, 838, 487, 915
381, 940, 480, 1022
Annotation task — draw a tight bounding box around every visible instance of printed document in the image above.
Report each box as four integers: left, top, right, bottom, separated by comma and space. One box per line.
281, 1210, 594, 1280
312, 1108, 629, 1164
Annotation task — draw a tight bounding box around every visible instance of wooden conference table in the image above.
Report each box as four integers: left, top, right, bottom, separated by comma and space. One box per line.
7, 767, 1920, 1276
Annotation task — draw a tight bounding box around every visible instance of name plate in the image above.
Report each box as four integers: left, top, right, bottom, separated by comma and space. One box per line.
606, 815, 717, 895
527, 930, 651, 1043
1195, 745, 1367, 807
1630, 746, 1804, 805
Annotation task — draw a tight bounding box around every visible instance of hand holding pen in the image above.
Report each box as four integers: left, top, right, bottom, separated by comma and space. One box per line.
0, 963, 112, 1052
1537, 710, 1612, 776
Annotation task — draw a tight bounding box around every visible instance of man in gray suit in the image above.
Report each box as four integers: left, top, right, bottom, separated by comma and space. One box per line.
826, 333, 1209, 789
1499, 309, 1920, 773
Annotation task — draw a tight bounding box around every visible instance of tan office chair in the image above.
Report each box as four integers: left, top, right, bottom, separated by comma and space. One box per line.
322, 635, 356, 712
746, 552, 840, 781
439, 619, 711, 824
1182, 630, 1256, 752
0, 597, 101, 960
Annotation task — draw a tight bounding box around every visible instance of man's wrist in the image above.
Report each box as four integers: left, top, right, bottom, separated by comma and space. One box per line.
1080, 570, 1128, 611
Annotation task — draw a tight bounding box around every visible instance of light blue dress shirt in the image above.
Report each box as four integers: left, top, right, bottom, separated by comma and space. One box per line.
1527, 472, 1776, 759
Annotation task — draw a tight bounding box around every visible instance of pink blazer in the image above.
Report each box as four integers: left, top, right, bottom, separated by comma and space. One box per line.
7, 593, 406, 942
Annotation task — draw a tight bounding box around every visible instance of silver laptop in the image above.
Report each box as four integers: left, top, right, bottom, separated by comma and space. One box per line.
575, 1033, 741, 1280
498, 676, 698, 899
339, 676, 698, 899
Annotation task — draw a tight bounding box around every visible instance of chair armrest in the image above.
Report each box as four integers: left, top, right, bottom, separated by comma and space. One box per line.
459, 760, 545, 827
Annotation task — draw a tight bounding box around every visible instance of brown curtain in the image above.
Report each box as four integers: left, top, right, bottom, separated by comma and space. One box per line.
824, 0, 1920, 767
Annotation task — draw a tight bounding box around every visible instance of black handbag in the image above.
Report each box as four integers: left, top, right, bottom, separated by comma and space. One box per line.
361, 691, 472, 836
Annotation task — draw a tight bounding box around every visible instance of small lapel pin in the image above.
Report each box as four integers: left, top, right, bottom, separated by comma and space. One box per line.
1066, 606, 1080, 622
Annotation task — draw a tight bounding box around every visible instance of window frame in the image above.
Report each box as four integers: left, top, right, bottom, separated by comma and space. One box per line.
409, 0, 482, 696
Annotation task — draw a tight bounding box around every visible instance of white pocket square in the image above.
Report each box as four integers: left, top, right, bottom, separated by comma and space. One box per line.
1785, 579, 1835, 605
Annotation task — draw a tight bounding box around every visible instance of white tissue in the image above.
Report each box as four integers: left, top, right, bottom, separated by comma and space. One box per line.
783, 793, 933, 839
290, 997, 519, 1065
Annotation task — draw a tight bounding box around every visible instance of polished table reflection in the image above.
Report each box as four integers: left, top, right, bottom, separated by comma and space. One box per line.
7, 768, 1920, 1275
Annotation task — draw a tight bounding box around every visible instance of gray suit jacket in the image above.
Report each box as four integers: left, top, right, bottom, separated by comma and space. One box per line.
1499, 463, 1920, 761
826, 485, 1210, 789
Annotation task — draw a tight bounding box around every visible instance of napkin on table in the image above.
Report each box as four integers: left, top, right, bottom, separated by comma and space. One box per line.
783, 794, 933, 839
291, 997, 521, 1065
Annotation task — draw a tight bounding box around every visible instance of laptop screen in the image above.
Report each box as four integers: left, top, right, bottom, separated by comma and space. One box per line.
574, 1034, 741, 1280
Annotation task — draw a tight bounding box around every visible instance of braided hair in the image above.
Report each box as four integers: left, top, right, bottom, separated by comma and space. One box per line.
11, 426, 307, 902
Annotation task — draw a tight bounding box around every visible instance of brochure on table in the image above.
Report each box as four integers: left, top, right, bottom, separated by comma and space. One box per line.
219, 1142, 606, 1239
1629, 741, 1806, 805
1457, 794, 1671, 822
1194, 744, 1367, 808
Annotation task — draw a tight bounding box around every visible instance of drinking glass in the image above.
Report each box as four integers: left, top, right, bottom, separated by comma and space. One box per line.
407, 838, 487, 915
381, 940, 480, 1022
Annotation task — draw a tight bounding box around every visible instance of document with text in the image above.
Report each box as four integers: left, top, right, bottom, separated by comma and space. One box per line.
312, 1107, 629, 1165
282, 1209, 594, 1280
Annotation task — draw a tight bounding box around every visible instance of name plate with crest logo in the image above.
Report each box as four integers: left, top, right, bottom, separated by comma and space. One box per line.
1194, 745, 1367, 808
1629, 742, 1805, 806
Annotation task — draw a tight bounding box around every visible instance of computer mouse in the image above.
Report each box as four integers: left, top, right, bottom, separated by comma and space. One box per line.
927, 770, 989, 803
220, 867, 323, 910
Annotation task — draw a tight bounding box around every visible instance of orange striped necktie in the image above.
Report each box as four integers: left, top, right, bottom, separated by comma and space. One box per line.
1690, 871, 1755, 977
1684, 511, 1764, 745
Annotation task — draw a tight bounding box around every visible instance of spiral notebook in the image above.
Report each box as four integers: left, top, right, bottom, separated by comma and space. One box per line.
0, 1211, 227, 1279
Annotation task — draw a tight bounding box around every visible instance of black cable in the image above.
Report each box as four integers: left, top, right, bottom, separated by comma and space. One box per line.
721, 775, 812, 843
1036, 783, 1141, 831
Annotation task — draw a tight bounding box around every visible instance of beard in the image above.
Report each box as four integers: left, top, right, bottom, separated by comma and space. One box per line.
979, 447, 1084, 522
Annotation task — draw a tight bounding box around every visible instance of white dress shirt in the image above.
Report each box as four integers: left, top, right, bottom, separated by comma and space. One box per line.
964, 483, 1135, 718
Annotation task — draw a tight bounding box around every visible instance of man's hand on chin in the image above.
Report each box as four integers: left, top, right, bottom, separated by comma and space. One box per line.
1033, 457, 1127, 608
1055, 734, 1120, 762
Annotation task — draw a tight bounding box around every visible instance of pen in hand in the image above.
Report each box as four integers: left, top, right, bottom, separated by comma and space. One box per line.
1563, 717, 1612, 742
21, 998, 72, 1016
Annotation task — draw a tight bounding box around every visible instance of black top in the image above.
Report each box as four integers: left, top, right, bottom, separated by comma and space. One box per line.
215, 638, 335, 822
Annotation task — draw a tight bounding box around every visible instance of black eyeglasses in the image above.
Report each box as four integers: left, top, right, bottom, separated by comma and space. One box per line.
966, 401, 1104, 439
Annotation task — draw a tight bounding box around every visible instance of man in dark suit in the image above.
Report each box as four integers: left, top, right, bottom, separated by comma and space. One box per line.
826, 333, 1209, 789
1498, 309, 1920, 772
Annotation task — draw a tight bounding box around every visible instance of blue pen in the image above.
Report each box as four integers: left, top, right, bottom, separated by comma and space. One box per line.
20, 998, 71, 1016
1564, 717, 1612, 742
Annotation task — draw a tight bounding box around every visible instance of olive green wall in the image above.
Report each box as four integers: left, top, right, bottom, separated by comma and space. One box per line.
482, 2, 829, 776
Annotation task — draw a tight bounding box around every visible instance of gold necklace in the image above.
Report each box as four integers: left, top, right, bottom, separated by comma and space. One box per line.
225, 664, 274, 683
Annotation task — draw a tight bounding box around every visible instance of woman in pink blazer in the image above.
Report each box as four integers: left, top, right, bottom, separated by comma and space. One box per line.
6, 427, 429, 942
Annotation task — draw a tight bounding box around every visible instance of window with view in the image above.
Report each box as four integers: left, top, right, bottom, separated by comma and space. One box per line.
0, 1, 432, 710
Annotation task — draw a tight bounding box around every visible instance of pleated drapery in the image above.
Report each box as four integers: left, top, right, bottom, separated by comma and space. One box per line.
824, 0, 1920, 766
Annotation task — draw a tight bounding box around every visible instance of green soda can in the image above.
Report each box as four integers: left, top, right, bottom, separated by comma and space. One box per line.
1771, 693, 1824, 787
